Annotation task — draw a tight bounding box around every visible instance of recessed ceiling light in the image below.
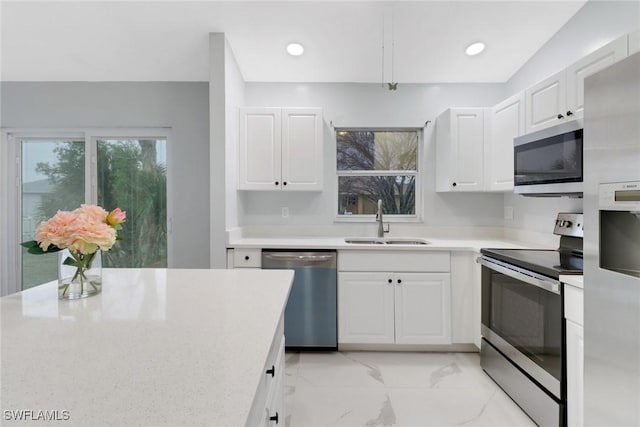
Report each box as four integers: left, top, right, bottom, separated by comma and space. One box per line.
286, 43, 304, 56
465, 42, 485, 56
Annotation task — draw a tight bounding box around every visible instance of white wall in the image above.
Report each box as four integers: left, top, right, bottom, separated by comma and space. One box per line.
224, 37, 246, 233
239, 82, 507, 231
209, 33, 228, 268
506, 0, 640, 96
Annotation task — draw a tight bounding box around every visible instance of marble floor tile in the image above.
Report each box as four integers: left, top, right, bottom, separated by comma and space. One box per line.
296, 352, 386, 388
285, 351, 536, 427
387, 387, 535, 427
288, 385, 396, 427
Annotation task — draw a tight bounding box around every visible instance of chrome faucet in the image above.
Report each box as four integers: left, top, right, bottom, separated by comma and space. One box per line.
376, 199, 384, 238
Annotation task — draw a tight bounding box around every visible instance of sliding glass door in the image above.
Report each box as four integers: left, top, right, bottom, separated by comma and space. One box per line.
96, 138, 167, 268
16, 133, 168, 291
21, 139, 85, 289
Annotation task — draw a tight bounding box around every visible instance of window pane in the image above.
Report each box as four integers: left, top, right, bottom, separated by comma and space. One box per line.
337, 130, 418, 171
21, 140, 85, 289
97, 139, 167, 268
338, 175, 416, 215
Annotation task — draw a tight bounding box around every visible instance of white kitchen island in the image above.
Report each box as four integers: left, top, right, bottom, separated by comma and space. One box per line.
1, 268, 294, 427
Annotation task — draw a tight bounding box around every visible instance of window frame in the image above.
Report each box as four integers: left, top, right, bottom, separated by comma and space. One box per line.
334, 127, 422, 223
1, 128, 172, 296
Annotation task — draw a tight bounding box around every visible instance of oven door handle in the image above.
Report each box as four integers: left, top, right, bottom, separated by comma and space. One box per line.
476, 257, 560, 294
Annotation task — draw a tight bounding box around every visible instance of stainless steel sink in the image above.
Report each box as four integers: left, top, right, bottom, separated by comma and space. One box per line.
344, 237, 430, 245
384, 238, 430, 245
344, 238, 385, 244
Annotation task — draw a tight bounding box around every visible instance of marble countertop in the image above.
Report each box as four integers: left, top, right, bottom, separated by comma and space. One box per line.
1, 268, 294, 427
228, 236, 548, 252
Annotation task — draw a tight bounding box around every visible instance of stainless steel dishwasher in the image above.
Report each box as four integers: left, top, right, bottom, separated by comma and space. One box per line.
262, 250, 337, 350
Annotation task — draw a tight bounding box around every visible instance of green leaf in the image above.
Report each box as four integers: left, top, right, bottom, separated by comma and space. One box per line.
62, 257, 80, 267
20, 240, 63, 255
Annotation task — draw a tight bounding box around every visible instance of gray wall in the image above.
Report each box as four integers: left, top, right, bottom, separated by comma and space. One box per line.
1, 82, 210, 268
239, 82, 508, 228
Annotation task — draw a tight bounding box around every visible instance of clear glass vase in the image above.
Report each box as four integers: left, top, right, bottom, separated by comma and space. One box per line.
58, 249, 102, 299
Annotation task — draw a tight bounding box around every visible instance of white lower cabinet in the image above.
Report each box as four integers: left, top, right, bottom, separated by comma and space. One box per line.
338, 271, 451, 345
260, 338, 284, 427
564, 283, 584, 427
247, 317, 285, 427
450, 251, 481, 347
227, 248, 262, 269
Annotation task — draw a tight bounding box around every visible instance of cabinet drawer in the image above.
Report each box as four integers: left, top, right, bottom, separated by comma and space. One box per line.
247, 317, 284, 426
564, 284, 583, 326
233, 248, 262, 268
338, 250, 450, 272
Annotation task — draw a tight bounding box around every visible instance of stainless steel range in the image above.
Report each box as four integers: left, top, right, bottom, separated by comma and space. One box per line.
478, 213, 584, 427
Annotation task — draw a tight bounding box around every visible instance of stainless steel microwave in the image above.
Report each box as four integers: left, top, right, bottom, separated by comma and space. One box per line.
514, 120, 583, 197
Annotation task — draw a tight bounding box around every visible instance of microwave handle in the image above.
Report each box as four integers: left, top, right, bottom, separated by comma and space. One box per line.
477, 257, 560, 295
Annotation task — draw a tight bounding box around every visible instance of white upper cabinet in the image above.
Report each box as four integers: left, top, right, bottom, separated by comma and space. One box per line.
486, 92, 525, 192
436, 108, 487, 192
566, 35, 628, 120
239, 108, 282, 191
238, 107, 323, 191
629, 30, 640, 55
525, 35, 628, 133
525, 70, 566, 134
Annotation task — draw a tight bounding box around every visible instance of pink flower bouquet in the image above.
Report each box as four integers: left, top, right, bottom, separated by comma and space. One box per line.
21, 204, 126, 297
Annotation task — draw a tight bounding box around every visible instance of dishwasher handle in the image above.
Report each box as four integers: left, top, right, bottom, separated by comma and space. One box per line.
262, 252, 337, 268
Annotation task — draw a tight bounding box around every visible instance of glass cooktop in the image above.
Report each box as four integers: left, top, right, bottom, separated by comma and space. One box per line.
480, 248, 583, 279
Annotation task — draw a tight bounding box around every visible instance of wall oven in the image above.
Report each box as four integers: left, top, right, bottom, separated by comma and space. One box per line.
514, 120, 583, 197
478, 213, 584, 427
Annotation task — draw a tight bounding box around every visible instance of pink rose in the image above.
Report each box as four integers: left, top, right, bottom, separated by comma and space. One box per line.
67, 220, 117, 254
35, 210, 76, 251
106, 208, 126, 226
75, 204, 108, 223
30, 204, 124, 254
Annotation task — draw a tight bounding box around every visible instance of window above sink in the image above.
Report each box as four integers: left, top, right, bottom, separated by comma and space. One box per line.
335, 128, 422, 223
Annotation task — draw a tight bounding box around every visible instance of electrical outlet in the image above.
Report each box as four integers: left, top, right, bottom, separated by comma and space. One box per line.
504, 206, 514, 220
281, 207, 289, 218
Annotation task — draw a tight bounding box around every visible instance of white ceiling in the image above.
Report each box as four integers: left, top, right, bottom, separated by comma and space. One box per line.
1, 0, 587, 83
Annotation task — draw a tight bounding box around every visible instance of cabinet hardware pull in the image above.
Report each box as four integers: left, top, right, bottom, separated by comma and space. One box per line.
566, 110, 573, 116
275, 181, 279, 186
452, 182, 457, 187
270, 412, 279, 424
283, 182, 287, 186
244, 255, 250, 261
397, 279, 402, 284
388, 279, 392, 283
557, 113, 564, 119
266, 365, 275, 377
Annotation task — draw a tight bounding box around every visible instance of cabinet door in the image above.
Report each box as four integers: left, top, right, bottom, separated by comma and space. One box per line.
394, 273, 451, 345
525, 70, 566, 133
448, 108, 485, 191
566, 35, 628, 120
566, 319, 584, 427
239, 108, 282, 190
487, 92, 524, 192
281, 108, 323, 191
338, 272, 395, 344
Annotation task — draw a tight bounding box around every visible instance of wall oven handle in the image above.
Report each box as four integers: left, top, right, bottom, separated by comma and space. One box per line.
476, 257, 560, 294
